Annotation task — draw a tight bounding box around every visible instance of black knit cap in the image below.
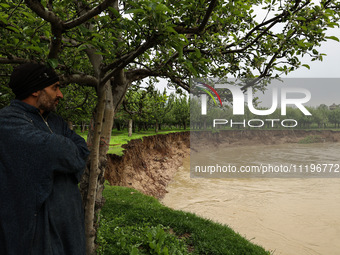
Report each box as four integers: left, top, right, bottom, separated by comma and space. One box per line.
9, 63, 59, 100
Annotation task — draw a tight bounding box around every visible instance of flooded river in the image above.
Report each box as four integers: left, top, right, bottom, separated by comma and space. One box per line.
162, 143, 340, 255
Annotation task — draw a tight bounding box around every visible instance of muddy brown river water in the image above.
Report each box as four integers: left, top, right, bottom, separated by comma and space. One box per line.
162, 143, 340, 255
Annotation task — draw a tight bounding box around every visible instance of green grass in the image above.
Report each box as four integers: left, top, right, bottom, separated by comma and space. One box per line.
97, 185, 270, 255
77, 128, 187, 155
78, 128, 340, 156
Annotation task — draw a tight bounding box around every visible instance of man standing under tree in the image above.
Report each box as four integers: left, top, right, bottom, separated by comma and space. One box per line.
0, 63, 89, 255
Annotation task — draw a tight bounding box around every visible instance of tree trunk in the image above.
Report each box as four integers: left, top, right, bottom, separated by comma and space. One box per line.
128, 119, 133, 137
86, 72, 129, 254
95, 84, 114, 227
155, 119, 159, 133
81, 121, 86, 133
99, 85, 114, 157
81, 78, 125, 255
84, 82, 108, 255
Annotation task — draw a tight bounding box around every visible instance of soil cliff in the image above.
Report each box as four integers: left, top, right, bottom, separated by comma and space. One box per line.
105, 132, 190, 198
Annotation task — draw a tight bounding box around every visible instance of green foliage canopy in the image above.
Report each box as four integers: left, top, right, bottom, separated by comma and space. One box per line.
0, 0, 339, 96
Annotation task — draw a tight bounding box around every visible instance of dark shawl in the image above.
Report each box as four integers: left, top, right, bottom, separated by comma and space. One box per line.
0, 100, 89, 255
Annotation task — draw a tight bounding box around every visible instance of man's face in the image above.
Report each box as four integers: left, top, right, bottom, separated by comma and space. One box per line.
36, 82, 63, 113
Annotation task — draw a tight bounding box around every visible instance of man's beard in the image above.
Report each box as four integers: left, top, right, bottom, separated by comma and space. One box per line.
37, 89, 59, 113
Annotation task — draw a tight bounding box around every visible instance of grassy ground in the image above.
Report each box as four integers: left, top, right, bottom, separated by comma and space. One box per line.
78, 128, 340, 156
97, 185, 270, 255
83, 128, 270, 254
77, 128, 186, 155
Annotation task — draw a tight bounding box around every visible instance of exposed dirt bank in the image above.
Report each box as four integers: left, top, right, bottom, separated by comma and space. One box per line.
105, 130, 340, 198
105, 132, 190, 199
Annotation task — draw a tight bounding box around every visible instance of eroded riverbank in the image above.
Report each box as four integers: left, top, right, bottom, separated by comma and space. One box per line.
105, 131, 190, 198
105, 130, 340, 197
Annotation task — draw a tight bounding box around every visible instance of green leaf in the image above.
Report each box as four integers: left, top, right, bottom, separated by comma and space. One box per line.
296, 40, 306, 47
296, 16, 306, 21
108, 6, 120, 17
155, 4, 171, 13
95, 51, 108, 56
47, 59, 59, 69
165, 26, 177, 34
325, 36, 339, 42
77, 44, 88, 51
13, 38, 19, 45
6, 26, 20, 33
302, 64, 310, 70
130, 246, 139, 255
22, 11, 36, 20
0, 3, 10, 8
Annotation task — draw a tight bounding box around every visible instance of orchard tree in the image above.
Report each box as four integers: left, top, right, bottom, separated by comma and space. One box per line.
172, 94, 190, 129
145, 87, 170, 132
1, 0, 340, 253
328, 108, 340, 127
121, 86, 149, 136
119, 84, 170, 134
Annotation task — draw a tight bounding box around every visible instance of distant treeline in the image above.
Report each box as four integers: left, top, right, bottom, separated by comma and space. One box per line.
190, 97, 340, 129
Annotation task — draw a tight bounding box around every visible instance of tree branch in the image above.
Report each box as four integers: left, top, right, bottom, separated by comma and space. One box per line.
60, 74, 98, 87
174, 0, 218, 34
63, 0, 116, 30
167, 74, 190, 91
101, 34, 161, 85
24, 0, 63, 27
126, 69, 160, 83
223, 0, 310, 54
198, 0, 218, 32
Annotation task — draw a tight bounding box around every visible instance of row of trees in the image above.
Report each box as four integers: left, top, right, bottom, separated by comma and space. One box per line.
191, 97, 340, 129
1, 0, 340, 253
55, 84, 190, 134
115, 85, 189, 135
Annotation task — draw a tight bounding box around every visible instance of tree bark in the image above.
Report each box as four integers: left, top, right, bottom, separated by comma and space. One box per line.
84, 83, 107, 255
83, 72, 128, 255
128, 119, 133, 137
95, 83, 114, 231
155, 120, 159, 133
